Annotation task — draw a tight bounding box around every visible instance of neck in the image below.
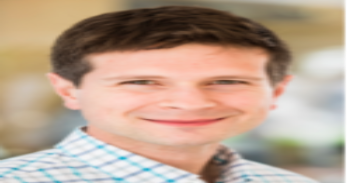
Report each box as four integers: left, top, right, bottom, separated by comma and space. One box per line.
86, 126, 220, 176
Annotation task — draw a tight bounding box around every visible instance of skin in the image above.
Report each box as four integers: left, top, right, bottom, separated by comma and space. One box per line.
48, 44, 291, 182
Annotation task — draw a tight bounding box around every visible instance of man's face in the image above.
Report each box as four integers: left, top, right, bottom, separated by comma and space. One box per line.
50, 44, 290, 147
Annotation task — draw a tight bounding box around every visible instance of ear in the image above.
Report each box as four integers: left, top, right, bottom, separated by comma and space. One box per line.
270, 75, 293, 110
47, 73, 81, 110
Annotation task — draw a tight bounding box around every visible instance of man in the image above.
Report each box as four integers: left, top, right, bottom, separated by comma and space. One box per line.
0, 6, 319, 183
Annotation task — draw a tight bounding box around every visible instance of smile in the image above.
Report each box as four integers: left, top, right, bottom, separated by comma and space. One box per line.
142, 118, 226, 126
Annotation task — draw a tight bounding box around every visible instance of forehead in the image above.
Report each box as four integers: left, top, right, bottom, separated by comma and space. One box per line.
85, 44, 270, 78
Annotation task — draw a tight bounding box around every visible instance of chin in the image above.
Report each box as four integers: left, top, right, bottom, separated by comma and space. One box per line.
144, 135, 225, 147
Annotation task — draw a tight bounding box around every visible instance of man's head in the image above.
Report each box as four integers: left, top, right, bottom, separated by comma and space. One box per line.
48, 6, 292, 147
51, 6, 291, 87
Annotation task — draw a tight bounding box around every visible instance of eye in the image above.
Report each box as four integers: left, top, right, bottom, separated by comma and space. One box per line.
121, 80, 156, 85
211, 80, 246, 85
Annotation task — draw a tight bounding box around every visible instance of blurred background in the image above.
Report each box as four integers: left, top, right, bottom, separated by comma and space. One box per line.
0, 0, 344, 182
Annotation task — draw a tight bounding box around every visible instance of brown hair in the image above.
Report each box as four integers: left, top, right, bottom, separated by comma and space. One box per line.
51, 6, 291, 86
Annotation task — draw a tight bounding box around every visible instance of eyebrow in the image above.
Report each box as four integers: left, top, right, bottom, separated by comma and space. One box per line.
102, 75, 263, 81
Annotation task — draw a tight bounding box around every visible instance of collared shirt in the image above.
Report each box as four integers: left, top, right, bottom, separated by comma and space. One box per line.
0, 128, 319, 183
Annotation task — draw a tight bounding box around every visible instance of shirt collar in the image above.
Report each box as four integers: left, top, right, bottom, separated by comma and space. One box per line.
56, 127, 255, 183
212, 146, 256, 183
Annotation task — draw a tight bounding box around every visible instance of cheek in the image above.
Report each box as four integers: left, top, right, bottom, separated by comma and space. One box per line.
78, 90, 155, 118
221, 90, 273, 109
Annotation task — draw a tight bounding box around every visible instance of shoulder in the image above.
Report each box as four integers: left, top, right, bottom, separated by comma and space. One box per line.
0, 149, 64, 179
244, 159, 320, 183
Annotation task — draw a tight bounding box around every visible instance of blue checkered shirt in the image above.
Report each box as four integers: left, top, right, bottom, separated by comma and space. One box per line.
0, 128, 319, 183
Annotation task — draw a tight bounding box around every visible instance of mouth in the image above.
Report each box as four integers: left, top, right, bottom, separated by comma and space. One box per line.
142, 117, 226, 126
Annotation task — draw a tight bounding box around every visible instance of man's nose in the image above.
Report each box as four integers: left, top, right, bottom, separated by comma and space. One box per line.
158, 86, 218, 110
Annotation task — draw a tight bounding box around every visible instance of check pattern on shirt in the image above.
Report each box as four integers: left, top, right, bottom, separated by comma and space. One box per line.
0, 128, 319, 183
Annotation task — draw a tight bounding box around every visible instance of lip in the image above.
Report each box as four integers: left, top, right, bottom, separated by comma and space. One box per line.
142, 118, 226, 126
